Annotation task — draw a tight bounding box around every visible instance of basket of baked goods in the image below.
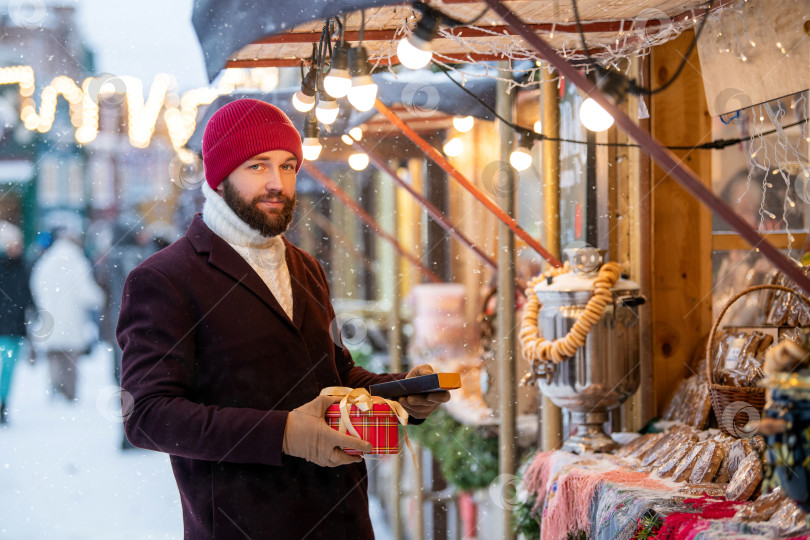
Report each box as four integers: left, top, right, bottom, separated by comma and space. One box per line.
706, 284, 810, 438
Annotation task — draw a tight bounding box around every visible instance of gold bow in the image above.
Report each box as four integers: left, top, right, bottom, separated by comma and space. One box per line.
320, 386, 418, 470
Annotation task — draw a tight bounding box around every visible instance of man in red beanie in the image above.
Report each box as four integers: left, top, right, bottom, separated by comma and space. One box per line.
116, 98, 449, 539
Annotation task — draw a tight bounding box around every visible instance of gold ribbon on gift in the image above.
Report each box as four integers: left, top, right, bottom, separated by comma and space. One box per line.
320, 386, 418, 470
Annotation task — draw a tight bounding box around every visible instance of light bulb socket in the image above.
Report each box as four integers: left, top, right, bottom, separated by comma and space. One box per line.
593, 67, 629, 105
413, 9, 441, 44
349, 46, 371, 77
518, 132, 534, 150
300, 67, 318, 97
330, 42, 350, 72
303, 116, 319, 139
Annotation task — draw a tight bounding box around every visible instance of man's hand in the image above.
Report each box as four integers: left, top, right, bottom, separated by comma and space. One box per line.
398, 364, 451, 419
282, 395, 372, 467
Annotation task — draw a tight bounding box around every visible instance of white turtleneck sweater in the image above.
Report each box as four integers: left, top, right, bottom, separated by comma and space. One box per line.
202, 182, 294, 320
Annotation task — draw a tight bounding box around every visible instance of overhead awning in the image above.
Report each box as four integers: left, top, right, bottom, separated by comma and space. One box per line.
193, 0, 725, 82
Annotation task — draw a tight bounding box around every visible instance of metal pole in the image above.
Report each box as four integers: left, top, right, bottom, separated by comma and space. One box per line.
386, 171, 404, 540
301, 162, 442, 284
541, 67, 563, 452
374, 99, 562, 268
482, 0, 810, 296
496, 62, 517, 540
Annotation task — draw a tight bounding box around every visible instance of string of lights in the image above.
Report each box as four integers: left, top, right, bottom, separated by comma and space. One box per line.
434, 62, 808, 158
0, 65, 278, 151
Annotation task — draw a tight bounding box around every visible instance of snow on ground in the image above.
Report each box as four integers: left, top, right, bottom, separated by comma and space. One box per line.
0, 344, 393, 540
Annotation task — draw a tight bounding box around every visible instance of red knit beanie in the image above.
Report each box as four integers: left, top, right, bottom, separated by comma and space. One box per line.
202, 98, 303, 190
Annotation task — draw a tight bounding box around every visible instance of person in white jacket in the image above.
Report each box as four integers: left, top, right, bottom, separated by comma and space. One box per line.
30, 227, 105, 401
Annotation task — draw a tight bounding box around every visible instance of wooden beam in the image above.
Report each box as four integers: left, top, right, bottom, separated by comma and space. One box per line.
712, 232, 807, 251
250, 1, 736, 45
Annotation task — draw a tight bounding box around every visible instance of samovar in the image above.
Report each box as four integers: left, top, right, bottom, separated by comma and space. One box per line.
532, 247, 644, 453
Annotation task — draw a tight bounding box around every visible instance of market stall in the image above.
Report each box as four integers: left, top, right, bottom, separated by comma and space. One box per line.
190, 0, 810, 538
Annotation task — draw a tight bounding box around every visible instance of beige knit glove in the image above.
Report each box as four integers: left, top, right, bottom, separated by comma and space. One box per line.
397, 364, 451, 419
282, 395, 372, 467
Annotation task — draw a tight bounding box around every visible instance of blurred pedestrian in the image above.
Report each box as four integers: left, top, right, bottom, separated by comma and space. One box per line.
101, 218, 175, 449
0, 221, 33, 423
30, 226, 105, 402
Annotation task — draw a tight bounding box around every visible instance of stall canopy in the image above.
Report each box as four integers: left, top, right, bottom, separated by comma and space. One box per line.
190, 0, 810, 293
192, 0, 721, 81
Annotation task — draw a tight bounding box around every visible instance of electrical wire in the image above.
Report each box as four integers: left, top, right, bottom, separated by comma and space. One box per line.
630, 0, 714, 96
434, 63, 808, 152
573, 0, 715, 96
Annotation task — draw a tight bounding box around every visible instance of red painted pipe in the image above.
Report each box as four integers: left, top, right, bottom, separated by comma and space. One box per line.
484, 0, 810, 296
374, 99, 563, 268
301, 161, 442, 284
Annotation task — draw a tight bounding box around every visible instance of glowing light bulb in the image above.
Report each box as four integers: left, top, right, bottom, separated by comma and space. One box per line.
302, 138, 322, 160
347, 46, 378, 112
315, 98, 339, 125
324, 42, 352, 98
349, 127, 363, 141
348, 153, 369, 171
510, 147, 532, 171
453, 115, 474, 133
292, 91, 315, 112
347, 76, 378, 112
579, 98, 614, 132
443, 137, 463, 157
324, 71, 352, 99
341, 134, 353, 145
533, 120, 542, 133
397, 36, 433, 70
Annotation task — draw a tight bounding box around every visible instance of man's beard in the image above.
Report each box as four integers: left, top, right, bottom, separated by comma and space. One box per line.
221, 180, 297, 238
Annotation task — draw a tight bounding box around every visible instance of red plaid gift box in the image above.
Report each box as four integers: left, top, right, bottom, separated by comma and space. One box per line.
326, 402, 400, 455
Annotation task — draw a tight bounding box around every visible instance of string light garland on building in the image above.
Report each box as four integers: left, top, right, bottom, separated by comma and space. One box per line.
0, 65, 279, 151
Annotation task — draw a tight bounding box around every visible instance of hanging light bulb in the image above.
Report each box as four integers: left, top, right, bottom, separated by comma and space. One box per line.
578, 68, 629, 133
348, 152, 369, 171
301, 115, 322, 161
509, 133, 533, 171
443, 136, 463, 157
453, 115, 474, 133
579, 98, 614, 132
397, 7, 441, 70
292, 66, 317, 112
324, 41, 352, 98
315, 71, 339, 125
341, 134, 354, 145
347, 46, 378, 112
349, 127, 363, 141
533, 120, 542, 133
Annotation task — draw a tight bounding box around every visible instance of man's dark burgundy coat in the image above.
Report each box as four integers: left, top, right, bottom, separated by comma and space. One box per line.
117, 215, 404, 539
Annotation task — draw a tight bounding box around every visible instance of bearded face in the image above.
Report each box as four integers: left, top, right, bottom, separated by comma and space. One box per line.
221, 178, 298, 238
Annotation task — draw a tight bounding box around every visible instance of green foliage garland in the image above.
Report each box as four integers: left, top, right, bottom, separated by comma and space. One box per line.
408, 408, 499, 492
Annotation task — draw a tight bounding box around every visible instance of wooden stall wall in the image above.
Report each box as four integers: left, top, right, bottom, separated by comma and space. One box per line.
650, 31, 714, 414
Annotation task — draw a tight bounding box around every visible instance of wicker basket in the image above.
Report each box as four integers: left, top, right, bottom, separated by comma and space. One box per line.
706, 284, 810, 437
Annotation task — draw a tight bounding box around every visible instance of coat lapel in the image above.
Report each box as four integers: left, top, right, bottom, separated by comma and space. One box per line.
283, 237, 309, 330
187, 214, 298, 332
